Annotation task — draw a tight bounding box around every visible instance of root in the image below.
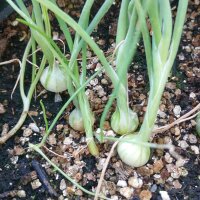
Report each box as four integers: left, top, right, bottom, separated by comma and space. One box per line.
153, 103, 200, 134
94, 140, 119, 200
0, 59, 22, 99
0, 109, 28, 145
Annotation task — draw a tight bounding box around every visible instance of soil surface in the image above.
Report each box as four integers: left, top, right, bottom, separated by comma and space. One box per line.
0, 1, 200, 200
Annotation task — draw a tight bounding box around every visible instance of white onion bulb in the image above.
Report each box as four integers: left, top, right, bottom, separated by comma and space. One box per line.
69, 108, 95, 132
40, 62, 67, 93
111, 108, 139, 135
69, 108, 84, 131
117, 134, 150, 167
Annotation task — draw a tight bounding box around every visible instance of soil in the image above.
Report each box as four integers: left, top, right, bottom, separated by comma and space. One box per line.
0, 1, 200, 200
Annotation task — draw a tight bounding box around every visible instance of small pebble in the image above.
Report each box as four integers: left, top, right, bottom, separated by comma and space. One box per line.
153, 159, 164, 173
75, 189, 83, 196
90, 78, 98, 86
174, 126, 181, 136
60, 179, 67, 190
178, 140, 189, 149
31, 179, 42, 190
128, 176, 143, 188
191, 145, 199, 154
23, 128, 33, 137
111, 195, 119, 200
189, 92, 196, 98
173, 105, 181, 117
63, 137, 73, 145
29, 123, 40, 132
159, 191, 170, 200
173, 180, 182, 189
150, 184, 157, 192
17, 190, 26, 198
58, 195, 64, 200
63, 189, 67, 197
56, 124, 64, 131
119, 187, 134, 199
158, 110, 167, 118
180, 167, 188, 177
48, 133, 57, 145
188, 134, 197, 144
164, 153, 173, 163
139, 190, 152, 200
0, 103, 6, 114
166, 82, 176, 90
171, 168, 181, 179
175, 158, 187, 167
98, 88, 106, 97
101, 78, 108, 85
10, 156, 18, 165
178, 53, 185, 60
117, 180, 127, 187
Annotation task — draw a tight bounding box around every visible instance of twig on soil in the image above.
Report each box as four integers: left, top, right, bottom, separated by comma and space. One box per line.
94, 140, 119, 200
32, 160, 58, 197
153, 103, 200, 134
43, 145, 71, 159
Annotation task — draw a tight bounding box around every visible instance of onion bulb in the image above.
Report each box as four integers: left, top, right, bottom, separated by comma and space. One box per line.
111, 108, 139, 135
40, 62, 67, 93
69, 108, 94, 132
117, 134, 150, 167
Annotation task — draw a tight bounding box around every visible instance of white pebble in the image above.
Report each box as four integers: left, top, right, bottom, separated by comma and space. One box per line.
117, 180, 127, 187
110, 195, 118, 200
173, 105, 181, 117
158, 109, 167, 118
29, 123, 40, 132
191, 145, 199, 154
178, 140, 189, 149
189, 92, 196, 99
119, 187, 134, 199
17, 190, 26, 198
188, 134, 197, 144
164, 153, 173, 163
128, 176, 143, 188
90, 78, 98, 86
31, 179, 42, 190
63, 137, 73, 145
60, 179, 67, 190
159, 191, 170, 200
175, 158, 187, 167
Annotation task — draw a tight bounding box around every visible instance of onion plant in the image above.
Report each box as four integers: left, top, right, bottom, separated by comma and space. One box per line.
110, 0, 140, 135
117, 0, 188, 167
31, 0, 142, 155
0, 0, 49, 144
6, 0, 119, 156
